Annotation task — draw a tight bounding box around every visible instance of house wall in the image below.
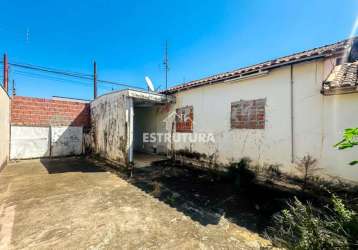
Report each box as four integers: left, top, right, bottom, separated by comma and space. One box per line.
142, 58, 358, 181
10, 96, 90, 159
0, 87, 10, 170
89, 92, 129, 164
150, 66, 293, 166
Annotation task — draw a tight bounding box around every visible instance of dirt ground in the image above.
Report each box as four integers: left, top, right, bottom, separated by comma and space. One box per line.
0, 157, 272, 250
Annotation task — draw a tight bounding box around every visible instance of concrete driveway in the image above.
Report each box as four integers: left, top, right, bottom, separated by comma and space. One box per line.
0, 157, 271, 249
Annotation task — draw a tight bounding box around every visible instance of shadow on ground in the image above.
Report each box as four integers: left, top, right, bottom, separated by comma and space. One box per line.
40, 156, 358, 237
95, 158, 299, 233
40, 157, 106, 174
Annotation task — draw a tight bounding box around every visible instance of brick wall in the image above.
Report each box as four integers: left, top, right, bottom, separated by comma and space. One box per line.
231, 99, 266, 129
11, 96, 90, 127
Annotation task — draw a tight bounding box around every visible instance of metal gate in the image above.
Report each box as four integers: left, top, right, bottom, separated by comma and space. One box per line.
10, 126, 83, 159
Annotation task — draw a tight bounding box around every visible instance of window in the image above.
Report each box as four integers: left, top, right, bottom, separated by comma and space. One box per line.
176, 106, 193, 132
231, 99, 266, 129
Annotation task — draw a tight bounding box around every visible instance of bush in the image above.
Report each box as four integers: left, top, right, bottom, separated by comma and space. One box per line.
335, 128, 358, 165
265, 195, 358, 249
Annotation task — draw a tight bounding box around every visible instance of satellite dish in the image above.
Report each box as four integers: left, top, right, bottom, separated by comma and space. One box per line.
145, 76, 155, 92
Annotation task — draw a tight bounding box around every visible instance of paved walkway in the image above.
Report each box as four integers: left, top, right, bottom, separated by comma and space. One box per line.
0, 157, 271, 249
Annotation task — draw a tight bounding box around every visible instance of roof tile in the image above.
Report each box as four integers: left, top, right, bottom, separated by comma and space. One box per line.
163, 38, 354, 94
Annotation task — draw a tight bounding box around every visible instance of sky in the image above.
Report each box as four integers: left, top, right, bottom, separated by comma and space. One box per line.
1, 0, 358, 100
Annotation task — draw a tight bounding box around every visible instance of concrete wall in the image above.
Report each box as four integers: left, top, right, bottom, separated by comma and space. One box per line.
141, 58, 358, 181
51, 126, 83, 157
10, 96, 90, 159
90, 92, 129, 164
0, 87, 10, 169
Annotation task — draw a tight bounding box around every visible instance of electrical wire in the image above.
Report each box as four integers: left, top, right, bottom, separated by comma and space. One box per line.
10, 62, 94, 79
0, 60, 146, 90
13, 70, 93, 88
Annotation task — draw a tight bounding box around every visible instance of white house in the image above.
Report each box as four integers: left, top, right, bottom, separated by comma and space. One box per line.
90, 37, 358, 181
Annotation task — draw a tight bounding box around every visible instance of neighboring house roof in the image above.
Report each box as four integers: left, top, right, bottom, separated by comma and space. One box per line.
164, 38, 355, 94
322, 61, 358, 95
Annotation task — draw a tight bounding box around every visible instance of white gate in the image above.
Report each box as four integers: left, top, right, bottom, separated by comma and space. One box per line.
10, 126, 83, 159
10, 126, 50, 159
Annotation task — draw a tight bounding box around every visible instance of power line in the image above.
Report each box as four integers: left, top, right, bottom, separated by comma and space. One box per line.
13, 68, 143, 92
1, 60, 146, 90
13, 70, 93, 88
10, 62, 93, 78
97, 79, 145, 89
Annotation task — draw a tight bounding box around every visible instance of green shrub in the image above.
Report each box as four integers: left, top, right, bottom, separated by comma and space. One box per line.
265, 195, 358, 249
335, 128, 358, 165
330, 195, 358, 248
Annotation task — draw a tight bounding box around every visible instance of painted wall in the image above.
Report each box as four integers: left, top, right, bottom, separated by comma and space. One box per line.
90, 92, 129, 164
0, 87, 10, 169
141, 58, 358, 181
10, 96, 90, 159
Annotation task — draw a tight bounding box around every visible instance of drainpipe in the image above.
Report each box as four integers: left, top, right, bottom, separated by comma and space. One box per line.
290, 64, 294, 163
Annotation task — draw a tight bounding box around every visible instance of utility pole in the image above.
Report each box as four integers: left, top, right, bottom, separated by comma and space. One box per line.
3, 54, 8, 93
93, 61, 97, 99
12, 79, 16, 96
163, 40, 169, 90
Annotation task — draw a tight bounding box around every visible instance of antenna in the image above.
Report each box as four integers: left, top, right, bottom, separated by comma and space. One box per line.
163, 40, 169, 90
145, 76, 155, 92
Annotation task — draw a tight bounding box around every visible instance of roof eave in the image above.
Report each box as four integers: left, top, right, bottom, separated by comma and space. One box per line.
321, 86, 358, 96
164, 54, 328, 94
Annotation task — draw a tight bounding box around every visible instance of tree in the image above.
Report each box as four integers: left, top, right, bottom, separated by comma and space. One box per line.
334, 128, 358, 165
296, 155, 319, 191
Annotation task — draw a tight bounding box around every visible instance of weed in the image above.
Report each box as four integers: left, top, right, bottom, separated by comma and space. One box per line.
296, 155, 320, 191
265, 195, 358, 249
